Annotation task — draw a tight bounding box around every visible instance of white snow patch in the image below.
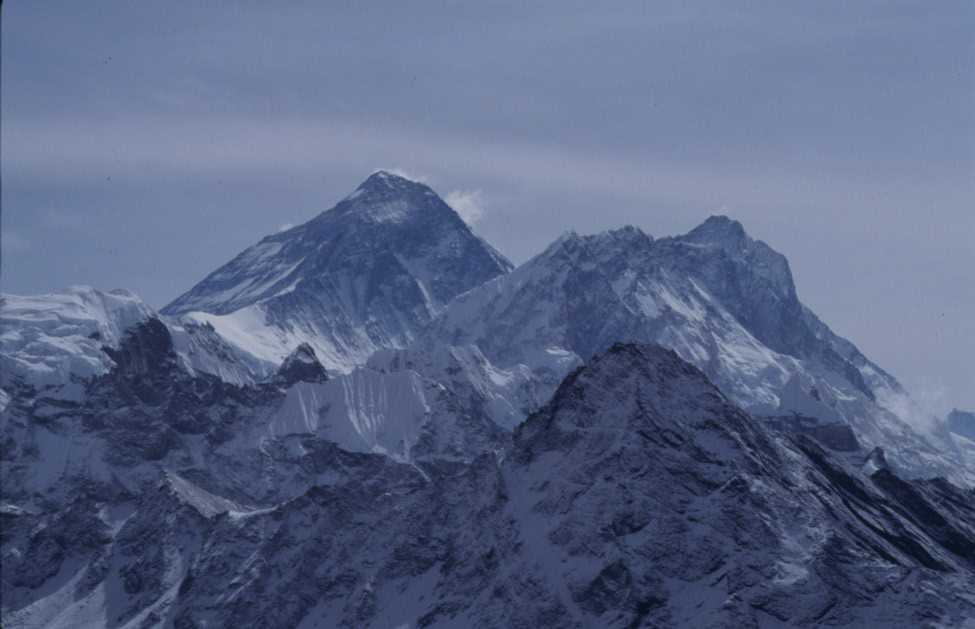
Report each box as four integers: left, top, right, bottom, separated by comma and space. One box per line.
0, 286, 153, 388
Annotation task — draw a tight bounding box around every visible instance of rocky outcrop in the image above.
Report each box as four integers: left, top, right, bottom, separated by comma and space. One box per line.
5, 345, 973, 628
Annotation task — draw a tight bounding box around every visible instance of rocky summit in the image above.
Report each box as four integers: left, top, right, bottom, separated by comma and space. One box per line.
2, 173, 973, 628
161, 171, 512, 372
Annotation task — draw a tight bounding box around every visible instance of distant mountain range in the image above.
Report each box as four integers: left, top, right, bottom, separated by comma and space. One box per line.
2, 171, 974, 628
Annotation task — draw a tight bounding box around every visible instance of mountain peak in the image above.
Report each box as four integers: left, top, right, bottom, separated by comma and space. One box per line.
363, 168, 423, 187
335, 170, 443, 224
685, 214, 748, 245
584, 225, 653, 250
514, 342, 775, 470
537, 226, 652, 268
273, 342, 328, 386
162, 171, 512, 369
673, 213, 798, 304
346, 169, 431, 200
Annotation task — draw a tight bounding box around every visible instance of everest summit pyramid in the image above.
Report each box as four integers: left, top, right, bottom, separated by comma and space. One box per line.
162, 170, 512, 371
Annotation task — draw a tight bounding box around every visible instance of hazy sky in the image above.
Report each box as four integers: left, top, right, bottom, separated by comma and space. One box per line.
3, 1, 973, 412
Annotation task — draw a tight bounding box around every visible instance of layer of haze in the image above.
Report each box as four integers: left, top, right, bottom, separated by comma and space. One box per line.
2, 2, 973, 412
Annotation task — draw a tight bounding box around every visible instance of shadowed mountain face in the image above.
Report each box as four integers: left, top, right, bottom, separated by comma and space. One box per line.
4, 344, 973, 628
434, 217, 894, 405
651, 216, 889, 399
164, 171, 512, 317
160, 171, 512, 372
424, 217, 966, 483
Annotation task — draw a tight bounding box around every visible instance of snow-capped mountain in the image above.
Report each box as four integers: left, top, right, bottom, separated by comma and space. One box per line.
424, 219, 974, 484
161, 170, 512, 372
4, 345, 973, 627
3, 171, 974, 628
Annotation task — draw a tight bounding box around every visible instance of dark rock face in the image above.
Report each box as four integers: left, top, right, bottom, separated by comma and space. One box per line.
651, 216, 881, 401
89, 318, 262, 449
5, 344, 973, 628
101, 317, 183, 406
764, 415, 862, 452
272, 343, 328, 386
102, 317, 177, 377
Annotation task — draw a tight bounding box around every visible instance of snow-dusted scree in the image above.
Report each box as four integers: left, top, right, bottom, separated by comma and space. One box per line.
2, 171, 974, 628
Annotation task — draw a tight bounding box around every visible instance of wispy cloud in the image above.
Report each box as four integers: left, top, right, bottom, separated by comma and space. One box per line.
445, 189, 486, 225
5, 113, 968, 220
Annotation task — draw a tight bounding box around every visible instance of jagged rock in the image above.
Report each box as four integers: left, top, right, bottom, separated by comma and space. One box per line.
2, 172, 974, 627
4, 344, 973, 627
426, 217, 971, 484
272, 343, 328, 386
764, 415, 862, 452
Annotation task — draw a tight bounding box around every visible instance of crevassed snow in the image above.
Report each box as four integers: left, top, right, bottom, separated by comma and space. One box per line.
0, 286, 153, 388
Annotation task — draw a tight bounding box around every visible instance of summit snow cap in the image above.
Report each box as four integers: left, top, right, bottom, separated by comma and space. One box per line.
342, 169, 435, 208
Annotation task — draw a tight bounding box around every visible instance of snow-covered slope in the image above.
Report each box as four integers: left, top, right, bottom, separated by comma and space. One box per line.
0, 286, 273, 395
426, 219, 973, 483
5, 345, 973, 628
0, 286, 153, 391
0, 313, 503, 508
3, 170, 974, 627
162, 170, 512, 372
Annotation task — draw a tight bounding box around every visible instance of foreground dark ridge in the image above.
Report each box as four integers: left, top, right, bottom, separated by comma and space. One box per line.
3, 343, 973, 628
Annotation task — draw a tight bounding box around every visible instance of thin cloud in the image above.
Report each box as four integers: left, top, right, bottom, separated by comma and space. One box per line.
6, 114, 967, 218
445, 189, 486, 225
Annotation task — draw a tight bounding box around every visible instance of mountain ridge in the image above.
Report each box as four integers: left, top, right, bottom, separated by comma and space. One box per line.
159, 171, 513, 372
5, 343, 973, 627
162, 171, 511, 317
3, 162, 975, 626
3, 174, 968, 483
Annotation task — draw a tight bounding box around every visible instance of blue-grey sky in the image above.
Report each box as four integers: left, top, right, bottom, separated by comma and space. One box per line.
3, 1, 973, 412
